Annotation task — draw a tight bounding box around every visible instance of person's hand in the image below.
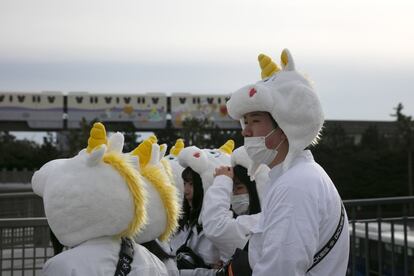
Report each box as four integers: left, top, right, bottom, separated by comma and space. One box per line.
214, 166, 233, 178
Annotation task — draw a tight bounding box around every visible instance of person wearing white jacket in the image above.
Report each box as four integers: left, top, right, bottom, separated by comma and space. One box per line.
202, 148, 266, 262
169, 166, 221, 269
42, 237, 167, 276
225, 49, 349, 275
32, 123, 169, 276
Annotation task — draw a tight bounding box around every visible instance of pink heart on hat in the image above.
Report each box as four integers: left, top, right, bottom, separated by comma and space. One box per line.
249, 88, 257, 97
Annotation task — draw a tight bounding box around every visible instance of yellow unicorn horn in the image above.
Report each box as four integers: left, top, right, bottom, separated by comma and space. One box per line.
219, 139, 235, 154
258, 53, 280, 79
148, 135, 158, 144
86, 122, 108, 153
170, 138, 185, 156
131, 137, 156, 168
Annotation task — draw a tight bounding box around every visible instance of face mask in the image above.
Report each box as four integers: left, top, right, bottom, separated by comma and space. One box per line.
231, 194, 250, 215
244, 129, 284, 165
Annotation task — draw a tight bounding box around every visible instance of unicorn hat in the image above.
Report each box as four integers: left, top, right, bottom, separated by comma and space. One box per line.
163, 139, 186, 205
32, 123, 147, 247
130, 136, 180, 243
231, 146, 269, 204
177, 140, 234, 191
226, 49, 324, 171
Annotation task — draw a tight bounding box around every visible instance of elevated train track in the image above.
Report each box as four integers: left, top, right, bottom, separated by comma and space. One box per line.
0, 91, 238, 131
0, 91, 398, 139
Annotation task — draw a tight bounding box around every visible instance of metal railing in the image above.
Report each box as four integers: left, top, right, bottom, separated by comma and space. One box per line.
0, 192, 44, 218
1, 193, 414, 275
0, 169, 34, 184
344, 196, 414, 276
0, 218, 54, 276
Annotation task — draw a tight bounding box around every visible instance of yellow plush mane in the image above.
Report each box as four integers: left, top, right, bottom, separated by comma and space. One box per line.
103, 152, 147, 238
86, 122, 147, 238
141, 164, 180, 241
160, 158, 175, 185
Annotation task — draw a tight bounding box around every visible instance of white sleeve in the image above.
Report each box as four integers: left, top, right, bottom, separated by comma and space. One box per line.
202, 175, 259, 261
251, 184, 319, 276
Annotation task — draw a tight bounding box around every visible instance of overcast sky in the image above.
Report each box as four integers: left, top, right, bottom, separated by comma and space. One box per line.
1, 0, 413, 121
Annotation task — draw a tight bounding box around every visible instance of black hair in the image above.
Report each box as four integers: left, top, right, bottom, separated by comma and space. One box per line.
50, 228, 64, 255
233, 165, 261, 215
179, 167, 204, 230
267, 112, 278, 129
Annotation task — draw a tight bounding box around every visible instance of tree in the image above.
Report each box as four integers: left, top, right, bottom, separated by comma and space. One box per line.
154, 117, 243, 150
120, 125, 141, 152
313, 123, 356, 199
63, 118, 97, 156
35, 132, 62, 167
0, 131, 56, 170
391, 103, 414, 197
313, 120, 407, 200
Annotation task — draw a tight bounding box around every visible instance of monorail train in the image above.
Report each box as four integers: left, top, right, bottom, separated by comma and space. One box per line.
0, 91, 64, 129
170, 93, 234, 129
0, 91, 239, 130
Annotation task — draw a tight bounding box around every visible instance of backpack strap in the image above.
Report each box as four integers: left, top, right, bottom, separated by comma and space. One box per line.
307, 203, 345, 272
183, 227, 194, 246
114, 237, 135, 276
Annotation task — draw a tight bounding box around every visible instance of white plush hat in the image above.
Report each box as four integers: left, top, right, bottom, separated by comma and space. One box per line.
226, 49, 324, 170
32, 123, 147, 247
231, 146, 269, 204
230, 146, 253, 176
163, 138, 186, 205
177, 140, 234, 191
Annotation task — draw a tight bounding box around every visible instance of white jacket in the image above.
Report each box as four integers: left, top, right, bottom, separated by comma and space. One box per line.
202, 175, 261, 261
43, 236, 168, 276
249, 150, 349, 276
170, 224, 221, 266
154, 239, 180, 276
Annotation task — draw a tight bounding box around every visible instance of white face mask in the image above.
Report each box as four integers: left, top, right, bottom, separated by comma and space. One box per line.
231, 194, 250, 215
244, 128, 284, 167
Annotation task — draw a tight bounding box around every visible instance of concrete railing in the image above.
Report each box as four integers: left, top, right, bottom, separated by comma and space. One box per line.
0, 168, 34, 184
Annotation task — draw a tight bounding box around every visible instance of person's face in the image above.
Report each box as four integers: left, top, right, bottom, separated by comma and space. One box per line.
242, 111, 283, 149
183, 178, 194, 204
233, 178, 248, 196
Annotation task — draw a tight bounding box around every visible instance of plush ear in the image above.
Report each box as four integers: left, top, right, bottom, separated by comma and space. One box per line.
107, 132, 124, 153
281, 48, 295, 71
159, 144, 168, 160
231, 146, 251, 172
87, 145, 106, 166
149, 143, 161, 166
128, 155, 140, 171
78, 148, 87, 155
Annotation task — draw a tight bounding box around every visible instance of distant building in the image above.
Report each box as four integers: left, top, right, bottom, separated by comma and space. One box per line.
325, 120, 398, 144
